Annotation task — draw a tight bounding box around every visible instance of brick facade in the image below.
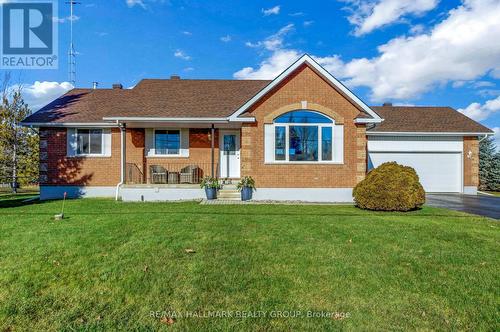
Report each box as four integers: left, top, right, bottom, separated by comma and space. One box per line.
39, 64, 481, 192
40, 128, 121, 186
40, 127, 218, 186
240, 64, 367, 188
463, 136, 479, 187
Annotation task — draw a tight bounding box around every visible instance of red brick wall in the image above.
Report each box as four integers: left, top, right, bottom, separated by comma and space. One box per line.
40, 127, 218, 186
39, 127, 121, 186
463, 136, 479, 187
143, 128, 219, 181
240, 64, 367, 188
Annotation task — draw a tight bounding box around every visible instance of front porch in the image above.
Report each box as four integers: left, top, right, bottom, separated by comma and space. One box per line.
114, 119, 243, 200
121, 181, 241, 202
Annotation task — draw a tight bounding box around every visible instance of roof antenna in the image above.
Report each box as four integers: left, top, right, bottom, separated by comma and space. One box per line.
66, 1, 80, 86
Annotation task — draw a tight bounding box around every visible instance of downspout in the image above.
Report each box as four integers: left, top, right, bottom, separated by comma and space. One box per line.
115, 122, 126, 200
478, 134, 489, 143
211, 124, 215, 178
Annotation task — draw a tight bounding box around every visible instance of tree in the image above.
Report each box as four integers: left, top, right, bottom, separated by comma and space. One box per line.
479, 136, 500, 191
0, 73, 39, 192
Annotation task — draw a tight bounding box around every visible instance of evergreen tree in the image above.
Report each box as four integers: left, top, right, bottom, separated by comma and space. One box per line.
0, 74, 39, 192
478, 136, 500, 191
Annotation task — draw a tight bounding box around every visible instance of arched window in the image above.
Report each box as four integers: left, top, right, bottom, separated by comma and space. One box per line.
274, 110, 333, 124
273, 110, 334, 162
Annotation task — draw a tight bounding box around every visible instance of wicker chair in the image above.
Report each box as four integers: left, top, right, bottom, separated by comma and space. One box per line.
180, 165, 202, 184
149, 165, 167, 184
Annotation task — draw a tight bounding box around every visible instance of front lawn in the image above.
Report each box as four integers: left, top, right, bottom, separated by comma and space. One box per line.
0, 199, 498, 330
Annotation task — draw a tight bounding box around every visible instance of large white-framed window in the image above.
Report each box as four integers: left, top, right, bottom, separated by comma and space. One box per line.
154, 129, 181, 156
145, 128, 189, 158
76, 128, 103, 156
270, 110, 336, 163
67, 128, 112, 157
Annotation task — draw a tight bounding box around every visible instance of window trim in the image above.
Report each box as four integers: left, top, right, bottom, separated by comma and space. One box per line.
271, 122, 336, 163
74, 128, 104, 157
151, 128, 182, 157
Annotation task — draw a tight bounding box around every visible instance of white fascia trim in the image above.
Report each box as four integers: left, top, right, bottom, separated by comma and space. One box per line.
231, 117, 256, 122
228, 54, 382, 122
22, 122, 118, 128
103, 116, 230, 123
366, 131, 494, 136
355, 118, 384, 124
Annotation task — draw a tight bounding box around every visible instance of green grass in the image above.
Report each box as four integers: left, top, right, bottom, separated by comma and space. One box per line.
0, 186, 39, 201
0, 199, 498, 331
483, 191, 500, 197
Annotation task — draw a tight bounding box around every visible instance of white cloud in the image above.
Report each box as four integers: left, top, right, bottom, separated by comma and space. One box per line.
126, 0, 145, 8
183, 67, 194, 72
473, 81, 495, 88
12, 82, 73, 111
53, 15, 80, 23
303, 20, 314, 27
235, 49, 301, 79
220, 35, 232, 42
236, 0, 500, 103
344, 0, 438, 36
478, 89, 500, 97
458, 95, 500, 121
182, 31, 192, 36
234, 49, 345, 80
174, 50, 191, 60
262, 5, 280, 16
340, 0, 500, 101
409, 24, 425, 35
244, 24, 294, 51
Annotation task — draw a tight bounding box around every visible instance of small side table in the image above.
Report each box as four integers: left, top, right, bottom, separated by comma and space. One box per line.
168, 172, 180, 184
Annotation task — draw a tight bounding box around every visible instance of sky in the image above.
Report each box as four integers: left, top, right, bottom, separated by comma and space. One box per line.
4, 0, 500, 146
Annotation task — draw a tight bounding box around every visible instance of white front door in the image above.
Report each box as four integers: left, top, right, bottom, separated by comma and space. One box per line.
219, 130, 240, 178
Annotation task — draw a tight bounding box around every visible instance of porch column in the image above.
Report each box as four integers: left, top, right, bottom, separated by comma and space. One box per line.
120, 123, 127, 184
211, 124, 215, 178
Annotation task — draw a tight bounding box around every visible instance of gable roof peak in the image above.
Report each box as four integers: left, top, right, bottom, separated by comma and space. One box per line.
228, 53, 382, 123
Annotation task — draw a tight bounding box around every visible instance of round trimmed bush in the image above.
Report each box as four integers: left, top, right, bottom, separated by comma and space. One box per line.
353, 162, 425, 211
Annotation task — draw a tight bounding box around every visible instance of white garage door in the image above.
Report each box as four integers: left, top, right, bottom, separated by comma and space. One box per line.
369, 152, 462, 193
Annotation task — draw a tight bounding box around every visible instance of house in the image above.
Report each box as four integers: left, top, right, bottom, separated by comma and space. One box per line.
22, 55, 493, 202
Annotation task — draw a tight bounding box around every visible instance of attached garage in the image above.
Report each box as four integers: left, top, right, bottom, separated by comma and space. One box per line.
367, 136, 463, 193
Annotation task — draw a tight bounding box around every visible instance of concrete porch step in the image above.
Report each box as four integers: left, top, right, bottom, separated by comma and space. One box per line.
218, 192, 240, 199
221, 184, 238, 190
218, 186, 241, 200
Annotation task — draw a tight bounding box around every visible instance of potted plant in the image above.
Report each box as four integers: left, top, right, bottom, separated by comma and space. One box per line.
237, 176, 256, 201
200, 176, 220, 200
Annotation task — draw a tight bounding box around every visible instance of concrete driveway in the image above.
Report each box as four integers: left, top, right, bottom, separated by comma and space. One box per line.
426, 194, 500, 219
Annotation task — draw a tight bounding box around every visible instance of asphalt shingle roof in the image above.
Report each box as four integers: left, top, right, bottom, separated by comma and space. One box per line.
369, 106, 492, 133
22, 80, 492, 134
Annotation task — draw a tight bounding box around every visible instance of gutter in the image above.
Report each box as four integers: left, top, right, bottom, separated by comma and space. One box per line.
21, 122, 118, 128
366, 131, 495, 136
102, 116, 256, 123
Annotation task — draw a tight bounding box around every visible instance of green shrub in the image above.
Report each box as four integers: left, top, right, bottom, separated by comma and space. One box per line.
353, 162, 425, 211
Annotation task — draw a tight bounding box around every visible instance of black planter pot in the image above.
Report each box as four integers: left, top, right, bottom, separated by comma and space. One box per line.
241, 186, 253, 201
205, 187, 217, 200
